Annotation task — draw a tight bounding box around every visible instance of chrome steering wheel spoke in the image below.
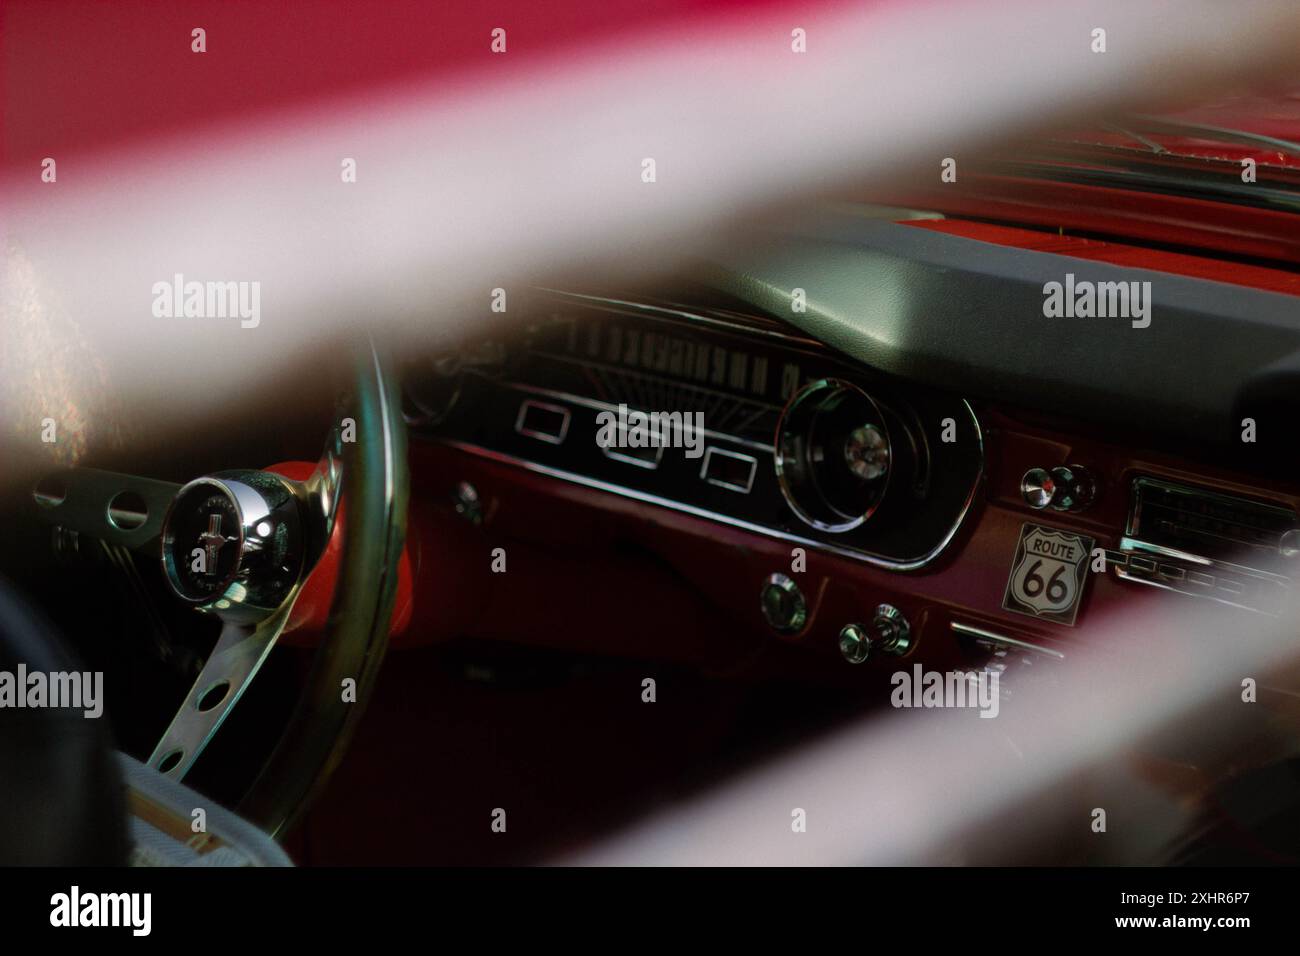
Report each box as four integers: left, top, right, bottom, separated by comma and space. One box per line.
147, 606, 294, 780
32, 467, 182, 555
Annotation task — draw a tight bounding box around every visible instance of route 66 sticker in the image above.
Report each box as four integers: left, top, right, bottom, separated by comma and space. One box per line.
1002, 523, 1094, 626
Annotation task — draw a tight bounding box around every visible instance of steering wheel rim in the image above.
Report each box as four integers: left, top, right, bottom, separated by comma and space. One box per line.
237, 343, 408, 836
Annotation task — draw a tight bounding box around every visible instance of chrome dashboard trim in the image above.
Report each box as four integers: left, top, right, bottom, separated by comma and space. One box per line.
602, 442, 664, 470
514, 398, 571, 445
1112, 563, 1289, 616
1114, 475, 1296, 615
700, 447, 757, 494
429, 428, 983, 572
1116, 538, 1213, 567
503, 381, 773, 454
1117, 534, 1294, 582
420, 291, 985, 572
950, 621, 1065, 659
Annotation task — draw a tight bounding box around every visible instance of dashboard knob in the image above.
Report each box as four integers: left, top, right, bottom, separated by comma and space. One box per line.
839, 605, 912, 664
1047, 464, 1095, 512
1021, 464, 1095, 512
838, 623, 872, 664
760, 573, 808, 634
1020, 468, 1055, 509
871, 603, 912, 655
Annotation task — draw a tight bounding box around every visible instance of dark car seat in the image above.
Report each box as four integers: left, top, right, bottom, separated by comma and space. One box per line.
0, 575, 128, 865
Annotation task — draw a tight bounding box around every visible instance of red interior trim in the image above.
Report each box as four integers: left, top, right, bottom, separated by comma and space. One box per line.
900, 216, 1300, 297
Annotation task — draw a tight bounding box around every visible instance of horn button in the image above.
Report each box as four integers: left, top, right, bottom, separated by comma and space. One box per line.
160, 471, 305, 622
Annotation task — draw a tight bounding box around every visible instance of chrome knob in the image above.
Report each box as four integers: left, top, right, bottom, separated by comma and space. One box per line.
451, 481, 483, 525
871, 603, 912, 655
1047, 464, 1095, 512
1021, 464, 1095, 512
839, 605, 912, 664
760, 573, 808, 634
839, 623, 872, 664
1020, 468, 1055, 509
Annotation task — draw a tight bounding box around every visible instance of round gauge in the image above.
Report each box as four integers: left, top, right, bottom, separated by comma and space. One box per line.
774, 378, 892, 533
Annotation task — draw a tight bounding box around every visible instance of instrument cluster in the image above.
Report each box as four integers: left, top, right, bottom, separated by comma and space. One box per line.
406, 291, 985, 571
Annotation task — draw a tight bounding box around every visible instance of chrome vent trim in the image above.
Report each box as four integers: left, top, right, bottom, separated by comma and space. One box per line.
1114, 476, 1297, 615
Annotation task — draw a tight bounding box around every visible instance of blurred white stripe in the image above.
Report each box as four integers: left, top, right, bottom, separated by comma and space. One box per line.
561, 596, 1300, 865
4, 0, 1300, 428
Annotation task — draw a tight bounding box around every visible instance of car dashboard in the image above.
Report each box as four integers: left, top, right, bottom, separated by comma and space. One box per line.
400, 225, 1300, 686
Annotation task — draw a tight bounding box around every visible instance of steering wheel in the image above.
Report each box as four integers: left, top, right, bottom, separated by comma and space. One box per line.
31, 343, 408, 837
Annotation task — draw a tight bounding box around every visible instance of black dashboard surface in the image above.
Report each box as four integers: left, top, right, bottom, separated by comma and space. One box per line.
701, 213, 1300, 461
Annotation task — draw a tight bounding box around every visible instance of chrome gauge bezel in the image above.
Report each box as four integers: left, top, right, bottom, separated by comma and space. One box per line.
773, 377, 893, 534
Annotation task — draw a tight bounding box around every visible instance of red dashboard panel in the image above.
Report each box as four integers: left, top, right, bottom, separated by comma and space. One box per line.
402, 406, 1300, 685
